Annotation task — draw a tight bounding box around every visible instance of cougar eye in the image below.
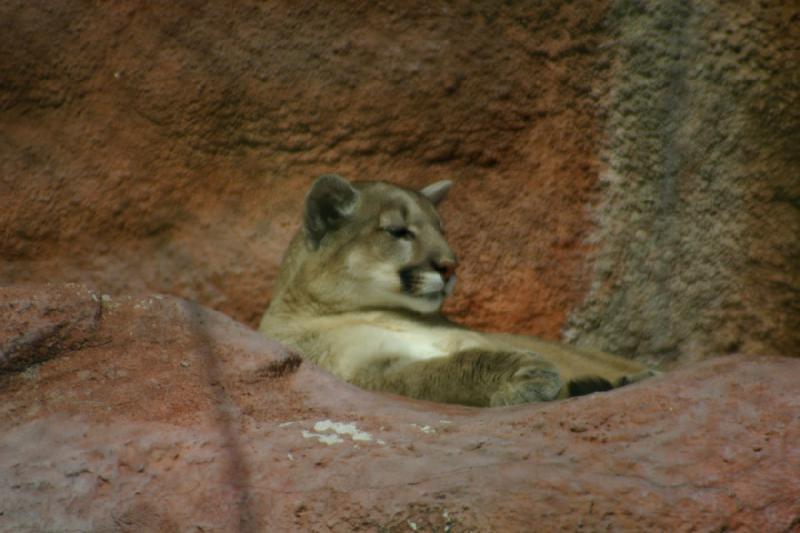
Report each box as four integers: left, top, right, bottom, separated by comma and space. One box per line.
384, 226, 415, 240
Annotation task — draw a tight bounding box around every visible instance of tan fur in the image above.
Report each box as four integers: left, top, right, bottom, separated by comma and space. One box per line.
260, 175, 657, 406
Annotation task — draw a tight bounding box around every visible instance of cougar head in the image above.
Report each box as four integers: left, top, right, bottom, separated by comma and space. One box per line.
299, 174, 458, 314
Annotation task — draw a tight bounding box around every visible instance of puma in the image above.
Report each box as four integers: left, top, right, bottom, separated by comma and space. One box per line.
259, 175, 656, 406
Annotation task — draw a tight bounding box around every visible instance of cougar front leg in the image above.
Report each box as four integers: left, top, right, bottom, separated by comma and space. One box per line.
352, 349, 562, 407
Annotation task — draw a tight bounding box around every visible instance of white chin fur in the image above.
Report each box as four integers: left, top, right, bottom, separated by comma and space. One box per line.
381, 285, 445, 314
418, 271, 445, 294
418, 272, 456, 298
400, 292, 443, 314
353, 260, 452, 314
403, 272, 455, 314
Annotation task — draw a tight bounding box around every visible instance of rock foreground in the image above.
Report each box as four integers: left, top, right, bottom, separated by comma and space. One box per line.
1, 284, 799, 532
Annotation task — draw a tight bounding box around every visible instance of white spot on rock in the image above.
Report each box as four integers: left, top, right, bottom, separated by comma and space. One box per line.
411, 424, 436, 434
301, 420, 373, 445
301, 430, 343, 445
313, 420, 373, 441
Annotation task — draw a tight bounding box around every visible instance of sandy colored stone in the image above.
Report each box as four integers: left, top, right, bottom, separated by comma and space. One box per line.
1, 284, 798, 531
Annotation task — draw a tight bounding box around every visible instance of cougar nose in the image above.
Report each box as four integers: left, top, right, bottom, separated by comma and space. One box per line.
433, 259, 457, 282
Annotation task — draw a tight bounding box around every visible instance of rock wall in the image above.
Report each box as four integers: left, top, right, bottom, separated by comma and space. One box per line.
1, 0, 798, 364
565, 0, 800, 365
0, 0, 609, 340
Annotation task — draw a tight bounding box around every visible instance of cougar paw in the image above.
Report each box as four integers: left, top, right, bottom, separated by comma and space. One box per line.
616, 369, 661, 387
490, 366, 562, 406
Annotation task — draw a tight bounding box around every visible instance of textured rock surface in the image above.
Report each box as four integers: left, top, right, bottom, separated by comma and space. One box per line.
0, 2, 797, 364
565, 0, 800, 365
0, 0, 609, 342
2, 284, 799, 531
2, 3, 797, 529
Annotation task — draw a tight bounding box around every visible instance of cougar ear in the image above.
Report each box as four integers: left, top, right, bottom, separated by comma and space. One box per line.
304, 174, 359, 249
419, 180, 452, 206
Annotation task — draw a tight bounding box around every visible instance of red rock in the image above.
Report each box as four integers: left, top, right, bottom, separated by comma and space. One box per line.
0, 0, 609, 344
2, 2, 797, 366
2, 284, 798, 531
0, 283, 101, 371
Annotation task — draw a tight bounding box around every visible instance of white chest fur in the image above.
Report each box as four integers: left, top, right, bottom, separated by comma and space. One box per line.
302, 312, 489, 380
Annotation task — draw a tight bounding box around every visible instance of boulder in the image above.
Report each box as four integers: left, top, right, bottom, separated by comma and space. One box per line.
2, 284, 798, 531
